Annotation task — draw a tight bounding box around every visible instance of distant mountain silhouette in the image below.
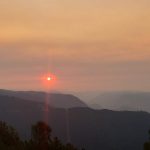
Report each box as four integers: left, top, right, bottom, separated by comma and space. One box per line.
0, 94, 150, 150
88, 92, 150, 112
0, 89, 87, 108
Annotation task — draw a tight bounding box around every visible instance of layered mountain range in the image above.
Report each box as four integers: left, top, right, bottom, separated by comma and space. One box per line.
0, 89, 150, 150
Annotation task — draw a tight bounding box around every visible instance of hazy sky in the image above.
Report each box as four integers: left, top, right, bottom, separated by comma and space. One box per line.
0, 0, 150, 92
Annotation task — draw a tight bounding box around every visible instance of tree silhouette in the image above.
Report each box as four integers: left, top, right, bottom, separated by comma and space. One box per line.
0, 121, 22, 150
65, 143, 78, 150
28, 121, 81, 150
30, 121, 51, 150
0, 120, 83, 150
50, 137, 63, 150
144, 130, 150, 150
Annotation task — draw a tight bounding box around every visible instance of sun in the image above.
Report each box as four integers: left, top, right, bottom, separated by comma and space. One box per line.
41, 73, 56, 87
47, 77, 52, 81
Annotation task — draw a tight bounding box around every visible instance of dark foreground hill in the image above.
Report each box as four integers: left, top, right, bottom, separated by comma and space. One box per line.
0, 95, 150, 150
0, 89, 87, 108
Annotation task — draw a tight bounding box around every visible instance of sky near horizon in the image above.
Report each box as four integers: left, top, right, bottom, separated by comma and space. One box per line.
0, 0, 150, 92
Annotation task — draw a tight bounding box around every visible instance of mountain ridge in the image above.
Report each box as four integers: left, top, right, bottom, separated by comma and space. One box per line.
0, 89, 87, 109
88, 91, 150, 112
0, 94, 150, 150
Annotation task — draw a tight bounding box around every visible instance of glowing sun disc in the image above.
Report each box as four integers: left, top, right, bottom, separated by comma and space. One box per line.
47, 77, 52, 81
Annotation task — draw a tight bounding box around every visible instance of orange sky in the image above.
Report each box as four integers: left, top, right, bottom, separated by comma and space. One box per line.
0, 0, 150, 92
